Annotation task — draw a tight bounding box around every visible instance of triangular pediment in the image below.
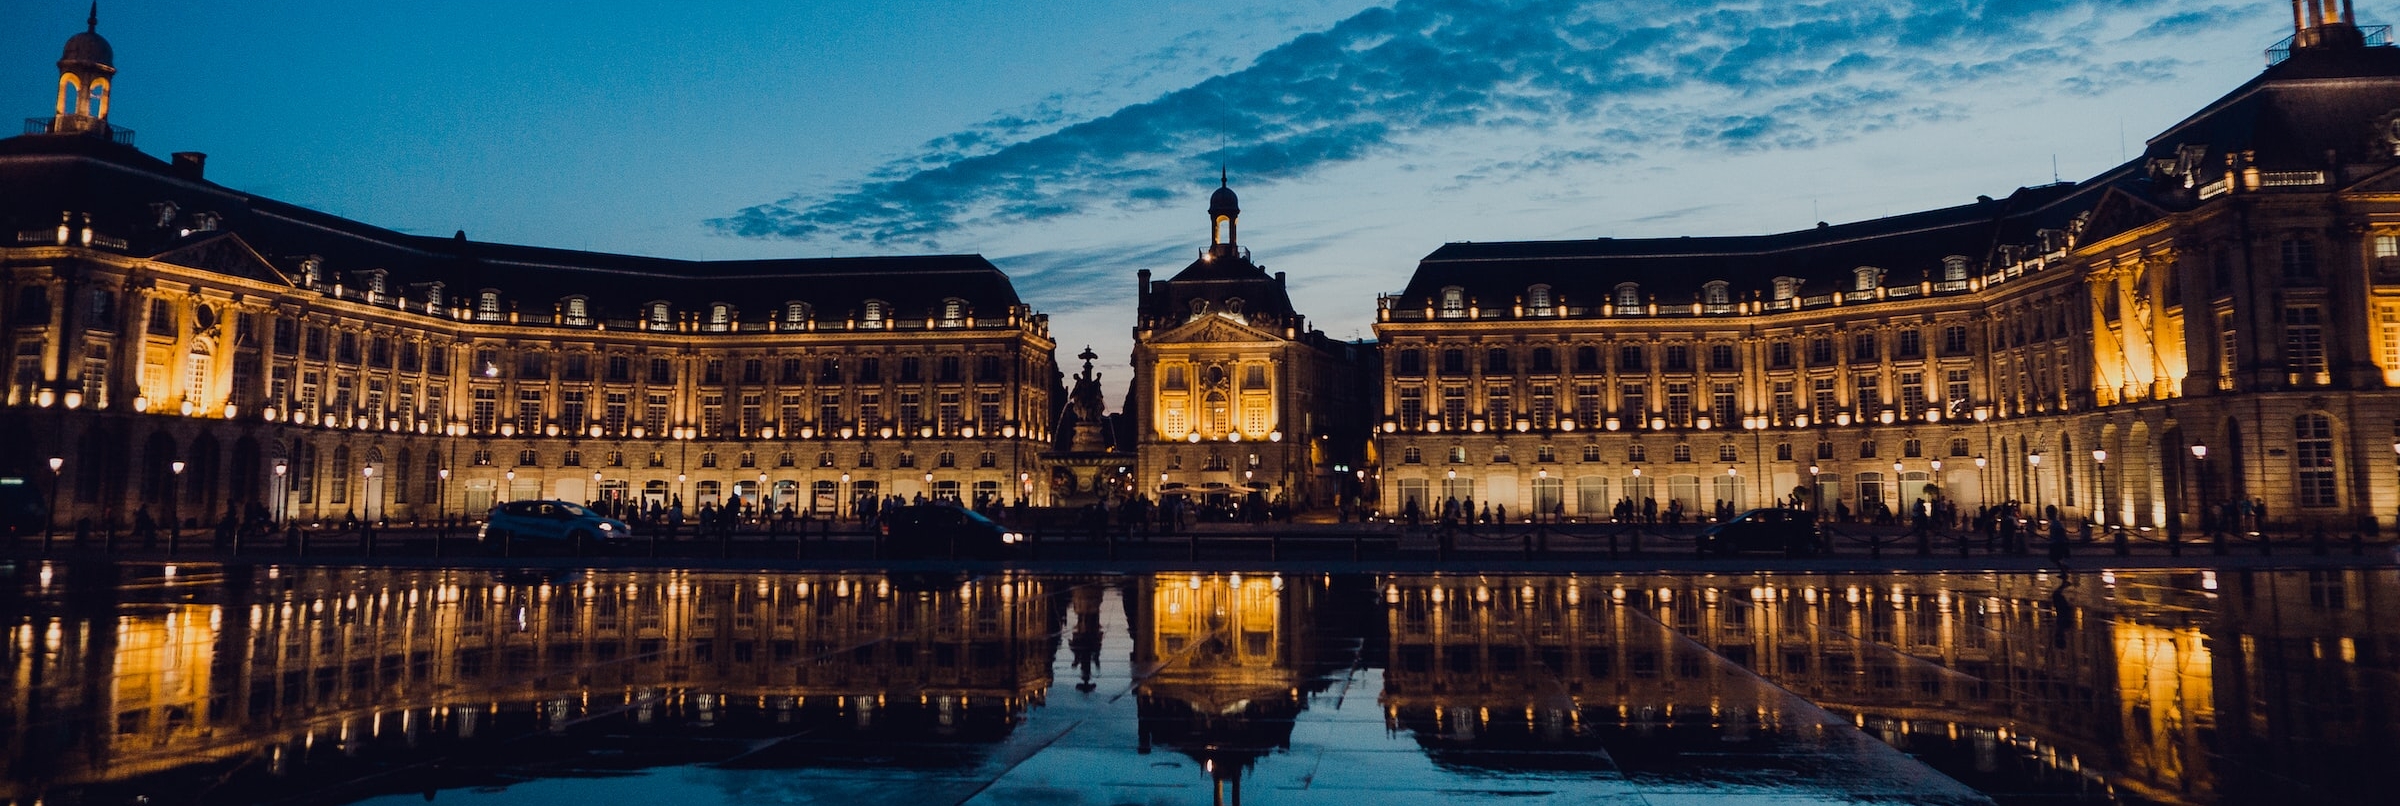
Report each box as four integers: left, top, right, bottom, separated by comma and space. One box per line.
2342, 160, 2400, 194
151, 233, 294, 285
1148, 312, 1280, 345
2080, 187, 2170, 246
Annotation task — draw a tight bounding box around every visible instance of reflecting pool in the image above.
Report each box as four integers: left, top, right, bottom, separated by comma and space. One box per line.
2, 564, 2390, 804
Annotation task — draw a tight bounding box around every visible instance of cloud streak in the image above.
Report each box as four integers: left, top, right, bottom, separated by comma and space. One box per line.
713, 0, 2239, 248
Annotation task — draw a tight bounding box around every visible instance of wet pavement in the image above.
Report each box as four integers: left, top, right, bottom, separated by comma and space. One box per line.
2, 562, 2391, 805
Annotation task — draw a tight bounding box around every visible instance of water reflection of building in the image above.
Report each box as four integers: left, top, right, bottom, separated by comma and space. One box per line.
1126, 572, 1343, 795
0, 566, 1058, 799
1376, 571, 2398, 805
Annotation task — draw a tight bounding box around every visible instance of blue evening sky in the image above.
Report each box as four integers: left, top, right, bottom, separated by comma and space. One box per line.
6, 1, 2300, 393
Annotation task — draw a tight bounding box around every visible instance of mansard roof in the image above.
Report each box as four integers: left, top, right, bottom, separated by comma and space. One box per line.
1401, 182, 2092, 306
1399, 33, 2400, 311
0, 133, 1027, 322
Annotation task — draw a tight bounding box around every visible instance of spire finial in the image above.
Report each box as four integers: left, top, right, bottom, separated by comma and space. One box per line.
1220, 165, 1227, 188
88, 2, 98, 32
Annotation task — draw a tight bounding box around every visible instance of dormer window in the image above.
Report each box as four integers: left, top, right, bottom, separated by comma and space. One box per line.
707, 303, 732, 332
476, 290, 502, 321
940, 298, 966, 327
1526, 284, 1553, 317
784, 301, 811, 327
365, 270, 387, 296
1773, 277, 1801, 302
1853, 266, 1883, 292
1702, 281, 1731, 306
300, 256, 323, 288
425, 283, 444, 309
1189, 299, 1210, 319
861, 300, 888, 329
1614, 283, 1641, 312
1439, 286, 1465, 318
1224, 297, 1244, 315
1943, 256, 1970, 282
647, 302, 671, 329
564, 297, 590, 326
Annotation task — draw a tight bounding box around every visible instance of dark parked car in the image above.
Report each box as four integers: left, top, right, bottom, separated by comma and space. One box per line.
480, 500, 633, 551
879, 504, 1023, 559
1696, 508, 1826, 557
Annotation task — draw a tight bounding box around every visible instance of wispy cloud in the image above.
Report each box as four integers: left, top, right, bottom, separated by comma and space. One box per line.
713, 0, 2233, 248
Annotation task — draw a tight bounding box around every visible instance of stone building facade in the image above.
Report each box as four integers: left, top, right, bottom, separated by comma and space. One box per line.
0, 17, 1059, 528
1125, 178, 1375, 514
1371, 9, 2400, 531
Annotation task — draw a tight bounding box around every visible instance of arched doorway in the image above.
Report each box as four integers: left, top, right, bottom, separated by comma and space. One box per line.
230, 436, 260, 521
187, 433, 222, 522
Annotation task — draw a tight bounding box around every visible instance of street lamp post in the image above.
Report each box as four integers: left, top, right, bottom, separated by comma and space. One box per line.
1807, 464, 1821, 513
272, 460, 287, 526
44, 457, 63, 554
2091, 449, 2108, 527
362, 465, 376, 525
169, 460, 186, 555
2026, 451, 2043, 554
437, 467, 451, 548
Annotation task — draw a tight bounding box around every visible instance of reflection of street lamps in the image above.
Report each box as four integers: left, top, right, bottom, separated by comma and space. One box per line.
44, 457, 63, 552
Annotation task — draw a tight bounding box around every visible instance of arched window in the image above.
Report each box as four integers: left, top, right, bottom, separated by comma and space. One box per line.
941, 298, 966, 327
1527, 285, 1553, 316
647, 302, 670, 328
87, 80, 108, 118
784, 301, 810, 326
861, 300, 888, 329
707, 303, 731, 331
476, 290, 501, 321
57, 75, 82, 116
184, 341, 212, 404
1614, 283, 1642, 312
1439, 286, 1466, 318
1205, 391, 1230, 434
563, 297, 589, 326
1702, 281, 1731, 306
1853, 266, 1883, 291
1943, 256, 1970, 281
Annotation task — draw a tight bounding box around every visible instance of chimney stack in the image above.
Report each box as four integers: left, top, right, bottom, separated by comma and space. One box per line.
170, 152, 206, 180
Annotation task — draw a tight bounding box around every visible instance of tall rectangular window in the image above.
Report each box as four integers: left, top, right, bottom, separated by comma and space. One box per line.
515, 389, 543, 434
1712, 382, 1737, 427
1441, 386, 1468, 431
604, 392, 628, 433
2294, 414, 2337, 507
2218, 311, 2238, 390
1531, 384, 1556, 428
819, 393, 841, 429
741, 393, 764, 434
645, 393, 669, 434
856, 392, 879, 430
2281, 238, 2317, 279
2284, 305, 2326, 383
1664, 382, 1692, 427
472, 388, 497, 432
702, 393, 725, 436
560, 390, 587, 430
939, 392, 962, 433
1618, 382, 1646, 419
1853, 374, 1881, 417
1811, 378, 1837, 422
1573, 384, 1600, 425
1397, 387, 1425, 430
1945, 370, 1970, 410
1772, 380, 1796, 423
1899, 372, 1925, 417
979, 392, 1002, 427
1486, 387, 1513, 423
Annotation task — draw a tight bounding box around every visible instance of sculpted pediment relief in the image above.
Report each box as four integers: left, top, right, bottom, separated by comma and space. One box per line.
151, 233, 294, 285
1150, 312, 1279, 345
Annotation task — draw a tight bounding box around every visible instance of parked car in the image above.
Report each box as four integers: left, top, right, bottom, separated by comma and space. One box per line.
879, 504, 1023, 559
1696, 507, 1826, 557
480, 500, 633, 551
